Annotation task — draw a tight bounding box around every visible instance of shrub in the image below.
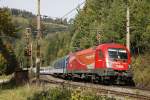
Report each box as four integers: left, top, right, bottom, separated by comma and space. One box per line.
28, 86, 71, 100
28, 86, 116, 100
132, 53, 150, 88
0, 53, 7, 74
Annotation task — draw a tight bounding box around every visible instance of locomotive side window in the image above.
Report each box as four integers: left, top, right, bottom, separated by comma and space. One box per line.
99, 50, 104, 58
108, 48, 128, 59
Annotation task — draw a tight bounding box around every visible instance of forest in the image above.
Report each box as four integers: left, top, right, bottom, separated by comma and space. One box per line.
0, 0, 150, 88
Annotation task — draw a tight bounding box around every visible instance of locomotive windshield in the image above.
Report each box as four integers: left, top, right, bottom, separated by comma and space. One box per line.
108, 48, 128, 59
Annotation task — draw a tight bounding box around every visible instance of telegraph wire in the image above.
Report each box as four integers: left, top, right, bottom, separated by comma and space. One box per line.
61, 1, 86, 19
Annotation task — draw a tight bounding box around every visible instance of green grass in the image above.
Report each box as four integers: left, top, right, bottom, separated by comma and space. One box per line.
0, 75, 12, 80
0, 84, 43, 100
0, 83, 116, 100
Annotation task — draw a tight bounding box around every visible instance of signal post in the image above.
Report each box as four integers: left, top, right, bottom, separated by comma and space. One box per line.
14, 28, 32, 85
24, 28, 33, 72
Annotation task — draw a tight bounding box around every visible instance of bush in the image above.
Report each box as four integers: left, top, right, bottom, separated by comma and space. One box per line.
0, 53, 7, 74
28, 87, 71, 100
132, 53, 150, 88
28, 86, 116, 100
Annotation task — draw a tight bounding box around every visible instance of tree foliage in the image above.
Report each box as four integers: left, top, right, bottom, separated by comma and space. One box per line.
1, 0, 150, 76
41, 32, 71, 65
71, 0, 150, 54
0, 8, 18, 74
0, 8, 16, 36
0, 53, 7, 74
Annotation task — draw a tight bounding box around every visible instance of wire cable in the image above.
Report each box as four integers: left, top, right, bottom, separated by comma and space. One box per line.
61, 1, 86, 19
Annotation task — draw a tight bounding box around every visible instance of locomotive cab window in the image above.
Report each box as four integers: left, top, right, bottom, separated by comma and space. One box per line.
108, 48, 128, 59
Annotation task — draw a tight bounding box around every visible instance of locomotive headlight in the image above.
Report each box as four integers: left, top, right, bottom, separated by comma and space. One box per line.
128, 64, 131, 69
106, 58, 112, 68
106, 61, 112, 68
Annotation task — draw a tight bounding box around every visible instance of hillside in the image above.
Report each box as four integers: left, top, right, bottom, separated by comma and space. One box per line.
4, 8, 72, 69
0, 7, 71, 74
5, 8, 69, 36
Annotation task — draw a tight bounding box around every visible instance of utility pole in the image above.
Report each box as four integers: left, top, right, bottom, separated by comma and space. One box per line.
126, 4, 130, 51
36, 0, 41, 83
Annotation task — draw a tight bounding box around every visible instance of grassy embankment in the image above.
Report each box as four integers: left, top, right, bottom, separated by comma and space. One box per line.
0, 84, 42, 100
0, 83, 117, 100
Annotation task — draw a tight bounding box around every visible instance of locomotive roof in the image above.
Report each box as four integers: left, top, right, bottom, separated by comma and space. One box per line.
96, 43, 126, 49
75, 48, 95, 55
69, 43, 127, 56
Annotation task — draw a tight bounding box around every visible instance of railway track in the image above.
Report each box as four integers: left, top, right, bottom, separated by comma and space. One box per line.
38, 74, 150, 100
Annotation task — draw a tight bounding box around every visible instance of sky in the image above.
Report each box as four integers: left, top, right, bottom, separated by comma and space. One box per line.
0, 0, 85, 19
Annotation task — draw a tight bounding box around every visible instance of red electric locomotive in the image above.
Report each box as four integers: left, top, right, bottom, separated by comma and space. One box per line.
53, 43, 134, 85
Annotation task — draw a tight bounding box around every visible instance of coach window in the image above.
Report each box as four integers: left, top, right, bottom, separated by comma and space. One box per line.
99, 50, 104, 58
66, 57, 69, 67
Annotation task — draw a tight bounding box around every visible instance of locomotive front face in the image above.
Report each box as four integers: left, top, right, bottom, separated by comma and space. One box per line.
106, 48, 130, 70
